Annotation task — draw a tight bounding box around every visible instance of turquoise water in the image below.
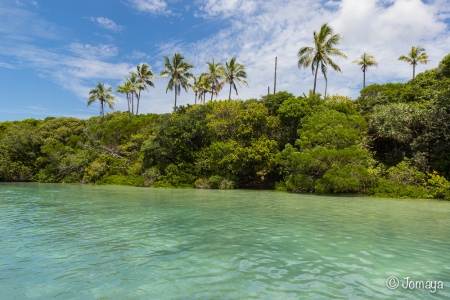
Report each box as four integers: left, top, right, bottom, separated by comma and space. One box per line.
0, 183, 449, 299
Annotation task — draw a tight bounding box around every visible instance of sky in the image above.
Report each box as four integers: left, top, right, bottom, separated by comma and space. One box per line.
0, 0, 449, 121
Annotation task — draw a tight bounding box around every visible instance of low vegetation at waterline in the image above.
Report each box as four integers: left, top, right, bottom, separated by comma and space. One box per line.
1, 53, 450, 200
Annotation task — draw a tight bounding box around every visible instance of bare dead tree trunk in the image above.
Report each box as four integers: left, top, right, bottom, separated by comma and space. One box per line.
274, 57, 277, 94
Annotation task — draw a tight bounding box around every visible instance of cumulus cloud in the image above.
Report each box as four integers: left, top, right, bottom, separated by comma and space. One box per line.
126, 0, 170, 14
90, 17, 124, 32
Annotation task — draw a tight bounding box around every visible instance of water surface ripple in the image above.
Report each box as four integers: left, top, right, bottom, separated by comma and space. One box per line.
0, 183, 449, 299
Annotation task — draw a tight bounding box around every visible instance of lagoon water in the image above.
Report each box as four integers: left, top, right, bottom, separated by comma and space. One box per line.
0, 183, 449, 299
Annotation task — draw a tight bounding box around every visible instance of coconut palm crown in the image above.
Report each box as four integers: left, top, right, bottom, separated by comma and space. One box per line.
224, 57, 248, 100
87, 82, 116, 120
297, 23, 347, 95
352, 53, 378, 88
160, 53, 194, 110
398, 46, 429, 79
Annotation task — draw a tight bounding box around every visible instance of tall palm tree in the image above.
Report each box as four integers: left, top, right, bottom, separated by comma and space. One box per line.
127, 73, 144, 115
398, 46, 429, 79
224, 57, 248, 100
202, 58, 225, 101
116, 80, 132, 114
160, 53, 194, 110
135, 63, 155, 115
352, 53, 378, 88
297, 23, 347, 95
87, 82, 116, 120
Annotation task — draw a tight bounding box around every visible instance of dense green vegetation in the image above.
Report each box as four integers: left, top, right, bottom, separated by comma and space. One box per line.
1, 53, 450, 200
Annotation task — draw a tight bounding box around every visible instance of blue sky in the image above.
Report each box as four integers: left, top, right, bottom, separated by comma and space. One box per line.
1, 0, 449, 121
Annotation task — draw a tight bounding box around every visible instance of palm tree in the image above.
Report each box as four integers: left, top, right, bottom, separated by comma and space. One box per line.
297, 23, 347, 95
160, 53, 194, 110
191, 76, 202, 104
398, 46, 429, 79
116, 80, 132, 114
224, 57, 248, 100
197, 74, 213, 104
87, 82, 116, 120
135, 63, 155, 115
202, 58, 225, 101
127, 73, 144, 115
352, 53, 378, 88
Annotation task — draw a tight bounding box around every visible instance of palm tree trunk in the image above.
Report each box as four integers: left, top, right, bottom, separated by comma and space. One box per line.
127, 94, 130, 113
313, 61, 319, 95
195, 92, 197, 105
324, 78, 327, 98
136, 91, 140, 115
211, 86, 213, 101
101, 100, 104, 121
229, 83, 232, 100
132, 93, 134, 115
363, 69, 366, 88
413, 64, 416, 79
174, 88, 177, 110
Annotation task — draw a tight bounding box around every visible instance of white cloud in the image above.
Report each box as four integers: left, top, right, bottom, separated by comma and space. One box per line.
0, 44, 134, 113
67, 43, 118, 59
0, 3, 63, 40
127, 50, 150, 60
90, 17, 124, 32
126, 0, 170, 14
198, 0, 258, 17
0, 62, 18, 69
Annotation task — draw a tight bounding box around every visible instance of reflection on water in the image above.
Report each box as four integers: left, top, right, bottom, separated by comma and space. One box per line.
0, 183, 449, 299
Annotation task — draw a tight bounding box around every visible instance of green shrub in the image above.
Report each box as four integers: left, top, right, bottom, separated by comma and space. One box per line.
142, 167, 161, 187
367, 179, 432, 199
208, 175, 223, 189
427, 171, 450, 200
219, 178, 235, 189
194, 178, 210, 189
274, 181, 287, 191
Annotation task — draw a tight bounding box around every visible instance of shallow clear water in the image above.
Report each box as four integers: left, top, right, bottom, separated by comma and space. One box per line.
0, 183, 449, 299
